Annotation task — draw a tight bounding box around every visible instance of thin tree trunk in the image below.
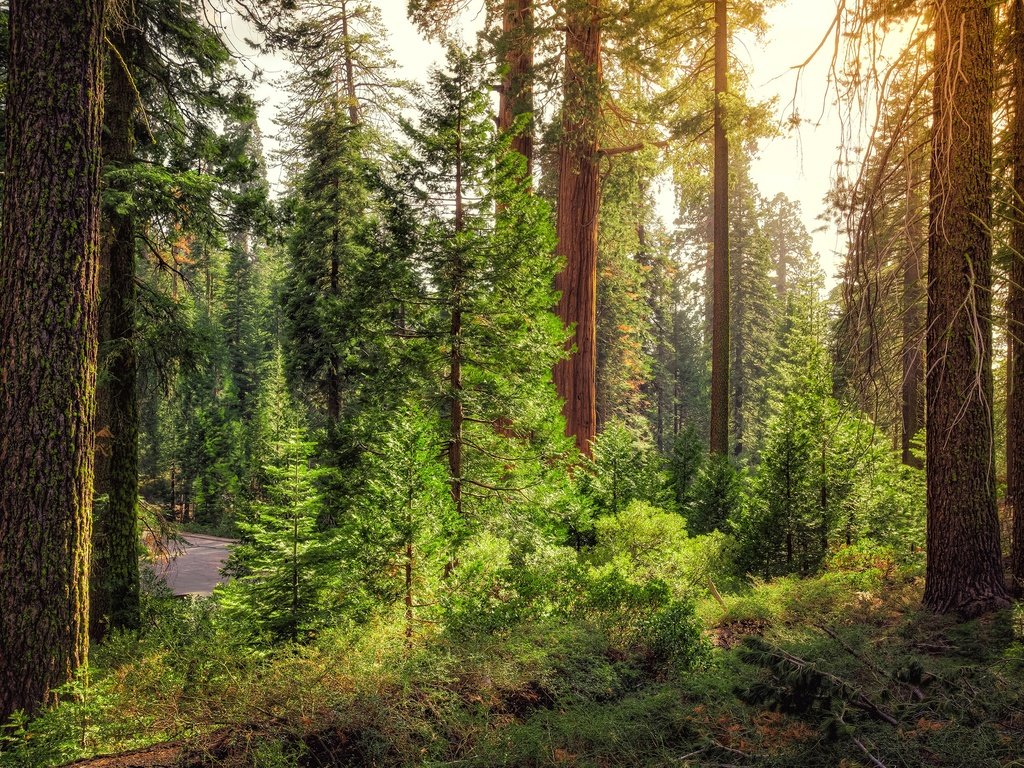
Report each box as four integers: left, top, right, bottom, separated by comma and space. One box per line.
710, 0, 730, 455
92, 25, 142, 642
924, 0, 1009, 616
498, 0, 534, 173
327, 171, 341, 424
340, 0, 361, 126
901, 239, 924, 469
291, 475, 299, 643
450, 109, 465, 517
405, 540, 414, 646
553, 0, 601, 457
1009, 0, 1024, 595
0, 0, 106, 720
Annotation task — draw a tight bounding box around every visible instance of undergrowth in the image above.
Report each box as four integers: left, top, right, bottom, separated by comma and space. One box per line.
3, 552, 1024, 767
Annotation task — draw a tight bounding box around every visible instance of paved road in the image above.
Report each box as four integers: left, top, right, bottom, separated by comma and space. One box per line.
149, 534, 235, 596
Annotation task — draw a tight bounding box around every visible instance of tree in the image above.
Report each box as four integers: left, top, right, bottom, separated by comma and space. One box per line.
402, 48, 569, 527
498, 0, 535, 172
0, 0, 107, 719
1008, 0, 1024, 595
923, 0, 1009, 616
554, 0, 603, 457
709, 0, 730, 456
91, 16, 142, 642
222, 422, 336, 643
830, 49, 929, 467
93, 0, 265, 621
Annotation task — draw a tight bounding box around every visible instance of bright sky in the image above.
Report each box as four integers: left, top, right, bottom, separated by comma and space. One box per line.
244, 0, 850, 283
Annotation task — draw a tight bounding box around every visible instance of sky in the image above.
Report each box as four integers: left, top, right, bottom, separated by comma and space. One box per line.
241, 0, 852, 283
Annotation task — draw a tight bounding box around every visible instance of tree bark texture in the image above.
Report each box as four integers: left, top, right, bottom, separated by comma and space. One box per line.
709, 0, 730, 455
1008, 0, 1024, 594
498, 0, 534, 173
924, 0, 1009, 616
0, 0, 106, 719
554, 0, 601, 457
91, 26, 142, 642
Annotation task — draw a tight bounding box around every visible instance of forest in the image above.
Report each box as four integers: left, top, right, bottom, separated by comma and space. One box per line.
1, 0, 1023, 765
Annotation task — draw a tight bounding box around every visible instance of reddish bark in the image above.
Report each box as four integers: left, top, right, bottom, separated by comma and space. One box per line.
498, 0, 534, 172
553, 1, 601, 457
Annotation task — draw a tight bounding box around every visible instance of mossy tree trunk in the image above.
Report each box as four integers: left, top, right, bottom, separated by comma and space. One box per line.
0, 0, 106, 719
91, 24, 141, 642
923, 0, 1009, 616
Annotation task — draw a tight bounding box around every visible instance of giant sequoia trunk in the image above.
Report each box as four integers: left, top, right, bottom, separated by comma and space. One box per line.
554, 0, 601, 456
1008, 0, 1024, 594
709, 0, 730, 455
923, 0, 1009, 616
91, 27, 142, 642
0, 0, 106, 719
498, 0, 534, 172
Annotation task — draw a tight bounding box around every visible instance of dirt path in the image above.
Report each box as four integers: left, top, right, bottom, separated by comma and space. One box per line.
147, 534, 235, 596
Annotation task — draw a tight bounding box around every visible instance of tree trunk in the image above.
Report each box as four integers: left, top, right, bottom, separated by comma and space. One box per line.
0, 0, 106, 720
553, 0, 601, 457
92, 26, 142, 643
498, 0, 534, 173
709, 0, 730, 455
340, 0, 361, 126
901, 238, 924, 469
923, 0, 1009, 617
1009, 0, 1024, 595
449, 110, 465, 517
327, 170, 341, 424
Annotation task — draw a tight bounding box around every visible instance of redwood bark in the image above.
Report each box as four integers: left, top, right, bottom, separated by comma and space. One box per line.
553, 1, 601, 456
923, 0, 1009, 616
0, 0, 106, 719
709, 0, 730, 455
92, 26, 142, 642
1009, 0, 1024, 594
498, 0, 534, 173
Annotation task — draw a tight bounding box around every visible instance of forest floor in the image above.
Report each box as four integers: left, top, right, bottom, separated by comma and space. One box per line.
5, 555, 1024, 768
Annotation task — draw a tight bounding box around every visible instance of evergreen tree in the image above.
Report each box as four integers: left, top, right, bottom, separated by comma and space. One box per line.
0, 0, 106, 720
401, 48, 570, 527
924, 0, 1009, 616
222, 421, 336, 643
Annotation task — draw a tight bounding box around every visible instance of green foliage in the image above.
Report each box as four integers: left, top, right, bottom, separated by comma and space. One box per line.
220, 421, 339, 643
580, 420, 672, 516
688, 453, 744, 535
339, 404, 456, 628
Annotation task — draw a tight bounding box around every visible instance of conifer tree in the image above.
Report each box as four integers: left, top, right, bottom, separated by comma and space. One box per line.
223, 422, 335, 643
0, 0, 106, 720
924, 0, 1009, 616
402, 48, 570, 523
